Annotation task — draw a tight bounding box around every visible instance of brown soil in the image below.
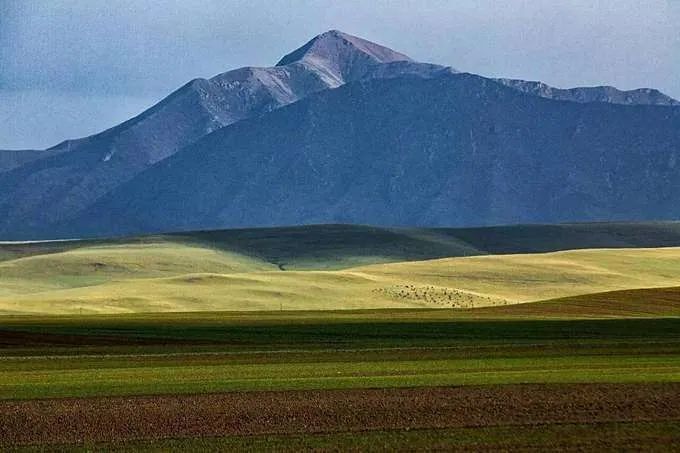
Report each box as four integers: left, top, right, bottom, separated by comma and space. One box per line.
0, 329, 205, 348
1, 383, 679, 447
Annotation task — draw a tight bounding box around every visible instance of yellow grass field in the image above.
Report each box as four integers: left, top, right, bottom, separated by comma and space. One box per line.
357, 247, 680, 306
3, 239, 680, 314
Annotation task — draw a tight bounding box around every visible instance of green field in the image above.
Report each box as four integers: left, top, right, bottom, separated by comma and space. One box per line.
1, 310, 679, 399
1, 307, 679, 450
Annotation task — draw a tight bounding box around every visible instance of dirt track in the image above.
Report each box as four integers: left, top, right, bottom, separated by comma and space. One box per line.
1, 383, 679, 447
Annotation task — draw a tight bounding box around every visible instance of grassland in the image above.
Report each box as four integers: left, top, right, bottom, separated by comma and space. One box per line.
3, 221, 680, 314
4, 241, 680, 313
6, 221, 680, 268
2, 223, 680, 450
359, 246, 680, 305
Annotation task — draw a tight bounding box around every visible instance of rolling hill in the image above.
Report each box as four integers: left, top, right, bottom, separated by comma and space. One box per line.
6, 222, 680, 269
3, 223, 680, 314
4, 245, 680, 315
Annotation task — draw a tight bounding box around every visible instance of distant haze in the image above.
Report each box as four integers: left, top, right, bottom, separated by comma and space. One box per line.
1, 0, 678, 149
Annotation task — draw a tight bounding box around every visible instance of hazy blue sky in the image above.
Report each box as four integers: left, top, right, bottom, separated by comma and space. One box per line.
1, 0, 679, 149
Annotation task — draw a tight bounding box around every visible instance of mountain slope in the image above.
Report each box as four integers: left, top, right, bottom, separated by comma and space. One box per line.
54, 72, 680, 239
0, 149, 60, 173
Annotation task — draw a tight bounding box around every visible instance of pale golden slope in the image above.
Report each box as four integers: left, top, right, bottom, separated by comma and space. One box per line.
2, 245, 680, 315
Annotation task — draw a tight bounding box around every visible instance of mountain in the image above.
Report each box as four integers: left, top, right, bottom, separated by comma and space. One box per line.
0, 31, 450, 235
497, 78, 680, 106
1, 30, 679, 239
52, 72, 680, 238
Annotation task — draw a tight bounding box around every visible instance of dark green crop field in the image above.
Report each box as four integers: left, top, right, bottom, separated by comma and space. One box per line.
0, 312, 678, 399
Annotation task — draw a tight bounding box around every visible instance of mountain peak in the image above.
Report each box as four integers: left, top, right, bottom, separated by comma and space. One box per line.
275, 30, 412, 81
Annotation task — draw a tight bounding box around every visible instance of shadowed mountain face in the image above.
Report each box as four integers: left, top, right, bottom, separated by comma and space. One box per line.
1, 30, 679, 239
47, 73, 680, 239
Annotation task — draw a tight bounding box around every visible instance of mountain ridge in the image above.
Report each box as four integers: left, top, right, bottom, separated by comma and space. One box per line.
497, 78, 680, 106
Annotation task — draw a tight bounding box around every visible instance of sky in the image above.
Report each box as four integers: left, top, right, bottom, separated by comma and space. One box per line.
1, 0, 679, 149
